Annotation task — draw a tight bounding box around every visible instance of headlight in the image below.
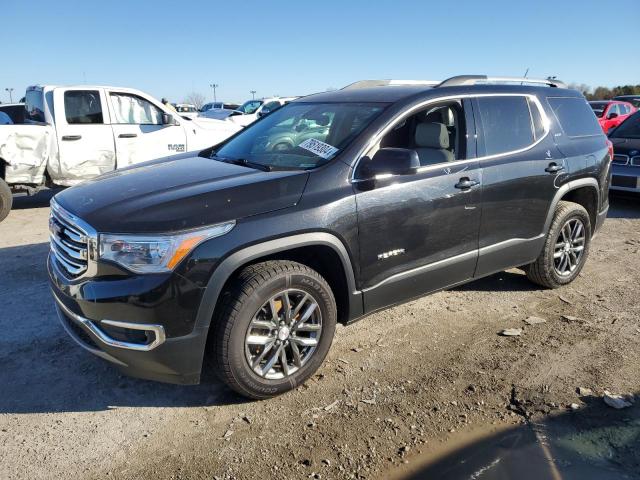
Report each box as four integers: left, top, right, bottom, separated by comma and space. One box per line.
99, 221, 235, 273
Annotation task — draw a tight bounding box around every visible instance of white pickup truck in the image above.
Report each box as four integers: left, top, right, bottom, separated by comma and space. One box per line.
0, 85, 242, 222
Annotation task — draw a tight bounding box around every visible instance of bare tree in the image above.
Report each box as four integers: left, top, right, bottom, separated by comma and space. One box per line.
184, 92, 206, 109
568, 83, 591, 97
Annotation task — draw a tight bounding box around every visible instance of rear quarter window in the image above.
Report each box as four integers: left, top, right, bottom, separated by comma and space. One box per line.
547, 97, 602, 138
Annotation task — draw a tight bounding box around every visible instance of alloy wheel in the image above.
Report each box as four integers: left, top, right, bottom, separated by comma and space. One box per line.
553, 218, 586, 277
244, 289, 322, 379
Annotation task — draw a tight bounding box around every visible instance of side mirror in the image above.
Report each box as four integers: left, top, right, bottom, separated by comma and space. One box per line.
607, 112, 618, 120
357, 148, 420, 179
162, 113, 175, 125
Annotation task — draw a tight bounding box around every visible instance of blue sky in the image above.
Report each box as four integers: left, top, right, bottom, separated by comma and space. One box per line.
1, 0, 638, 104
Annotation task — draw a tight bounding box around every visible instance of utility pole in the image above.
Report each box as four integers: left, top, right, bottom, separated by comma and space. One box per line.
250, 90, 256, 100
209, 83, 219, 103
5, 88, 14, 103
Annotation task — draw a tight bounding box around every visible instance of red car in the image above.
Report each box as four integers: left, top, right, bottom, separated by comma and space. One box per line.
589, 100, 636, 133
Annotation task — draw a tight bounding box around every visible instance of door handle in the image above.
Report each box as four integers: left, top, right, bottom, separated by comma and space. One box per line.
455, 177, 479, 190
61, 135, 82, 141
118, 133, 138, 138
545, 162, 565, 173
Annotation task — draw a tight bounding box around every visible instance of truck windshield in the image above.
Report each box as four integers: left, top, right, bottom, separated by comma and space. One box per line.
213, 102, 387, 170
25, 89, 45, 123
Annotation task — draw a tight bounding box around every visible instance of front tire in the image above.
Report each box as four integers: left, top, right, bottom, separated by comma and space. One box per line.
212, 260, 337, 399
525, 201, 591, 289
0, 178, 12, 223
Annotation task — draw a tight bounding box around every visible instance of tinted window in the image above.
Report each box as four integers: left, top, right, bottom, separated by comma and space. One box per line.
589, 102, 608, 118
262, 101, 282, 114
477, 96, 535, 156
609, 111, 640, 139
237, 100, 262, 114
548, 97, 602, 137
64, 90, 103, 124
527, 98, 545, 140
0, 104, 25, 123
110, 93, 163, 125
25, 89, 45, 123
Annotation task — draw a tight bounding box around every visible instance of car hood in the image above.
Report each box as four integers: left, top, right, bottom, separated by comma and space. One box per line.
54, 155, 309, 233
610, 136, 640, 155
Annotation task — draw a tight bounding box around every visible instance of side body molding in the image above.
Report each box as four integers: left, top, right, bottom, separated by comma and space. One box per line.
194, 232, 362, 333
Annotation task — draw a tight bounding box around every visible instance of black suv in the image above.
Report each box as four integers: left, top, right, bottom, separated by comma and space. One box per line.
48, 75, 611, 399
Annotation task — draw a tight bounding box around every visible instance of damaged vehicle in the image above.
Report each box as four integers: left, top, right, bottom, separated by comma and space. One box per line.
48, 76, 610, 399
0, 85, 241, 222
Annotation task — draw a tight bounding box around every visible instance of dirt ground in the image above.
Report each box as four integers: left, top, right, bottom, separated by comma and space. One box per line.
1, 191, 639, 480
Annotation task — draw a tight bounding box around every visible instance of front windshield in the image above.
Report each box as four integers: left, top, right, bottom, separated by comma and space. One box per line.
213, 102, 387, 169
237, 100, 263, 114
609, 111, 640, 139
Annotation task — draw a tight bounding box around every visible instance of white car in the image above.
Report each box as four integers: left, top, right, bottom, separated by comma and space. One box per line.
226, 97, 297, 127
0, 85, 241, 222
174, 103, 199, 119
200, 102, 239, 120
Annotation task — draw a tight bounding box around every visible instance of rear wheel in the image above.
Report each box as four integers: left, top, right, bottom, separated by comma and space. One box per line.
0, 178, 12, 223
525, 201, 591, 288
212, 260, 337, 399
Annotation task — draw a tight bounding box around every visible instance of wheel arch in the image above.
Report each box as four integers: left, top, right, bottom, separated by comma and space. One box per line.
543, 178, 600, 237
195, 233, 362, 334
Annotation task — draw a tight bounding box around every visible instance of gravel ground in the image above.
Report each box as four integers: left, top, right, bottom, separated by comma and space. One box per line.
0, 191, 639, 480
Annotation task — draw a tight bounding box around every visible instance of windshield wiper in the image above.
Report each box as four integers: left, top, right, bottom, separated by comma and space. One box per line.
212, 156, 271, 172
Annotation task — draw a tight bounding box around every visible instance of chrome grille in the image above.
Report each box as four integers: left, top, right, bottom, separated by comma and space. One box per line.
613, 154, 629, 165
49, 205, 89, 277
631, 156, 640, 167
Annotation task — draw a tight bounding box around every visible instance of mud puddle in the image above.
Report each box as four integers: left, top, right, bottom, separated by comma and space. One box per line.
389, 401, 640, 480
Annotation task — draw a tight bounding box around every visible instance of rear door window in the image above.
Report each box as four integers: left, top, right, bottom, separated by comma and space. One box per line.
476, 96, 535, 156
547, 97, 602, 137
64, 90, 104, 124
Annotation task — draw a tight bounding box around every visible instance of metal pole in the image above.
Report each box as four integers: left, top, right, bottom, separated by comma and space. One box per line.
5, 88, 13, 103
210, 83, 219, 103
250, 90, 256, 100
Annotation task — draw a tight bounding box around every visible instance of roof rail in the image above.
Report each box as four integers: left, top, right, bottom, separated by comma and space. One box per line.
437, 75, 567, 89
342, 79, 440, 90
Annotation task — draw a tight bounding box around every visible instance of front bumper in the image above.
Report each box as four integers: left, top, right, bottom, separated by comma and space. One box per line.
610, 164, 640, 193
48, 253, 209, 385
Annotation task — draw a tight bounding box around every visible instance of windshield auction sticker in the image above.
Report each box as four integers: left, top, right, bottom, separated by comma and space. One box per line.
298, 138, 339, 159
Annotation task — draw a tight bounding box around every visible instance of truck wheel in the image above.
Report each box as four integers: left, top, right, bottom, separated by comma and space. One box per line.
212, 260, 337, 399
525, 201, 591, 289
0, 178, 12, 223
